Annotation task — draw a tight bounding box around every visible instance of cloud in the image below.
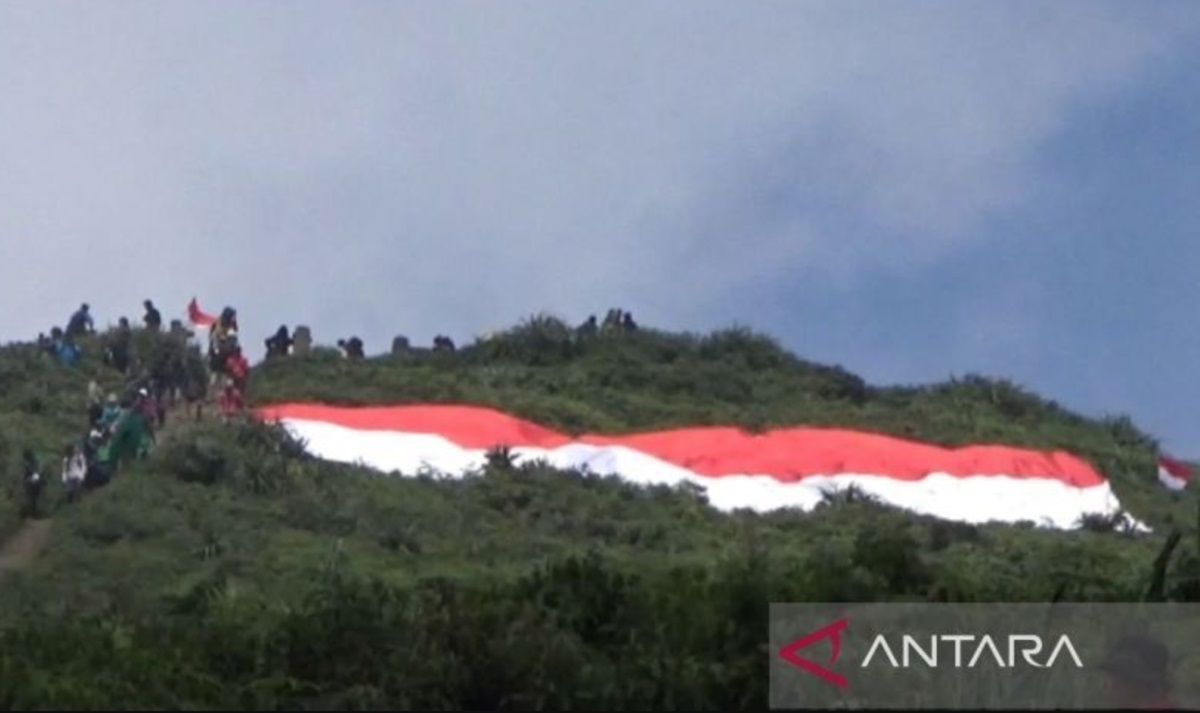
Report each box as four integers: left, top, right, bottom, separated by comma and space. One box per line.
0, 2, 1197, 352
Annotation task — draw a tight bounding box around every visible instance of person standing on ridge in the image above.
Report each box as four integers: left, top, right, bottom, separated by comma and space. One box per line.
264, 325, 293, 359
142, 300, 162, 331
217, 306, 239, 337
65, 303, 94, 339
576, 315, 598, 337
337, 337, 365, 358
208, 307, 239, 377
208, 308, 231, 345
104, 317, 133, 374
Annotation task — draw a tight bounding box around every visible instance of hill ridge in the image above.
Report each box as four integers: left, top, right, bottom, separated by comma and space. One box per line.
0, 312, 1194, 708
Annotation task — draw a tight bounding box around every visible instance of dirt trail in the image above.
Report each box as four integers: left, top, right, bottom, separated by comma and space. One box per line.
0, 518, 53, 580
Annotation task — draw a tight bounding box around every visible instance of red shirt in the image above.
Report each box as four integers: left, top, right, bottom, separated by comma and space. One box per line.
226, 354, 249, 382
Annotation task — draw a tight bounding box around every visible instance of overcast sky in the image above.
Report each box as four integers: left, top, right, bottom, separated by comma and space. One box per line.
3, 2, 1199, 453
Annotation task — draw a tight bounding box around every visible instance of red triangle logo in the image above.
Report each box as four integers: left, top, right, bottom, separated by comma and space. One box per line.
778, 617, 849, 688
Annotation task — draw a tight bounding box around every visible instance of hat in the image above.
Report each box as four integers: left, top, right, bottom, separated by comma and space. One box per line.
1099, 633, 1171, 692
138, 388, 149, 397
106, 393, 118, 403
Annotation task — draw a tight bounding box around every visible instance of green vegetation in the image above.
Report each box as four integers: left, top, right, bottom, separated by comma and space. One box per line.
0, 315, 1196, 709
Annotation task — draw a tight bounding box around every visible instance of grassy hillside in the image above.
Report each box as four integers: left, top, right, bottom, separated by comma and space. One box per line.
0, 315, 1197, 709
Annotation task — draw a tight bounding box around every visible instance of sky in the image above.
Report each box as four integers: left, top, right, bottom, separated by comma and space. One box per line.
2, 2, 1199, 453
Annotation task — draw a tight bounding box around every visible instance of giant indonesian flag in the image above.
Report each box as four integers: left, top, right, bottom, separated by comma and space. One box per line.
256, 403, 1148, 531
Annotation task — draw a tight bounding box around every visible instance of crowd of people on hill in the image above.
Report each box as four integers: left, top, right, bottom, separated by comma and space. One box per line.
577, 308, 638, 336
21, 379, 168, 519
19, 301, 255, 519
16, 300, 645, 518
330, 307, 638, 359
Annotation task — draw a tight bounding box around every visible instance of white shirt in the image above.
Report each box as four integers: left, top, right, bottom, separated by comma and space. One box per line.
62, 454, 86, 483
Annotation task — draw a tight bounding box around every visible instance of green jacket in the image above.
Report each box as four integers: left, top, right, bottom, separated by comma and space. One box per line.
109, 410, 153, 464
